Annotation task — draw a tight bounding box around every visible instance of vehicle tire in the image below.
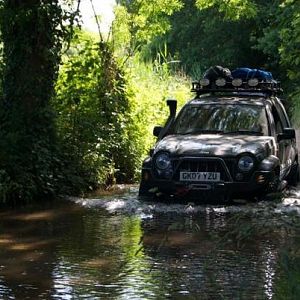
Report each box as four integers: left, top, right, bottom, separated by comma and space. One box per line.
267, 173, 281, 193
287, 162, 300, 186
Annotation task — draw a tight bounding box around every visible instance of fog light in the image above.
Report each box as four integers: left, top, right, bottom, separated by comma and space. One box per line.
256, 175, 266, 184
235, 173, 244, 181
216, 78, 226, 87
164, 170, 173, 179
200, 78, 210, 87
232, 78, 243, 87
248, 78, 259, 87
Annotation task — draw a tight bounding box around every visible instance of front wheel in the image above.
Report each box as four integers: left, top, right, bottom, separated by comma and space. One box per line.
265, 172, 282, 194
271, 175, 280, 192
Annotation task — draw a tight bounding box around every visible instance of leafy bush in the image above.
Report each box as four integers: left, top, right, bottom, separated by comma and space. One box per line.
0, 1, 73, 204
125, 53, 190, 162
52, 32, 190, 194
54, 32, 135, 190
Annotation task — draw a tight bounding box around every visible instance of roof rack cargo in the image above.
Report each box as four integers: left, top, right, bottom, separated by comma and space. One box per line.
191, 78, 282, 96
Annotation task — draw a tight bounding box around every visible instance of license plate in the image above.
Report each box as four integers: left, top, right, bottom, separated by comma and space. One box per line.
180, 172, 220, 182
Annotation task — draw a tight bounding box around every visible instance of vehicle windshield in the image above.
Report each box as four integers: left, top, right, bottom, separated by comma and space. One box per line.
173, 104, 269, 135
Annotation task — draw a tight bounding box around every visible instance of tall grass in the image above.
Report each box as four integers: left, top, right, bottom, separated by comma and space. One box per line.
125, 54, 191, 171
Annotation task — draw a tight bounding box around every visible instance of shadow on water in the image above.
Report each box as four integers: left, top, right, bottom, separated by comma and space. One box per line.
0, 186, 300, 299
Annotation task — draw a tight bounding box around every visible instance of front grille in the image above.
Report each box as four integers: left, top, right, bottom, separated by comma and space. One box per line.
172, 157, 235, 182
223, 158, 237, 178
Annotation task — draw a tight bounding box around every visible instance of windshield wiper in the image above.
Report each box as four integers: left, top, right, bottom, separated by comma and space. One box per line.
224, 130, 263, 135
179, 129, 224, 135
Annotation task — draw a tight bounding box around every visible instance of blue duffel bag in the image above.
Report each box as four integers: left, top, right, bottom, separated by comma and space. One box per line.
232, 68, 273, 81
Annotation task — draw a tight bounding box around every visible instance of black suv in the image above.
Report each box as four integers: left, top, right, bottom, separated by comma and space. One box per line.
139, 78, 299, 201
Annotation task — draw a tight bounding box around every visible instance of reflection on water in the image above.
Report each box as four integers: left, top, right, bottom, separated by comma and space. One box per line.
0, 187, 300, 299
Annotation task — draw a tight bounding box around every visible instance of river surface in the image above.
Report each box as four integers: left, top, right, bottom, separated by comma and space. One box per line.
1, 186, 300, 299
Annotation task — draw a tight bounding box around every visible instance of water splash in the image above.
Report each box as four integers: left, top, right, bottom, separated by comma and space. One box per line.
67, 185, 300, 217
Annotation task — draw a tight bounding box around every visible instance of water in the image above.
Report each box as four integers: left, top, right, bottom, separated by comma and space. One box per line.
0, 187, 300, 299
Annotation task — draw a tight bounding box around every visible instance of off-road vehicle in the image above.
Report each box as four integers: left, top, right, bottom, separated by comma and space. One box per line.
139, 75, 299, 201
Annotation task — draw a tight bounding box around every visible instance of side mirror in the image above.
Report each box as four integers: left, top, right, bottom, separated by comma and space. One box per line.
277, 128, 295, 141
153, 126, 163, 137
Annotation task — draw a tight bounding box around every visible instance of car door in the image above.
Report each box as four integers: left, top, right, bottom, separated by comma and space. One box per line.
266, 102, 286, 178
274, 98, 297, 171
271, 99, 295, 177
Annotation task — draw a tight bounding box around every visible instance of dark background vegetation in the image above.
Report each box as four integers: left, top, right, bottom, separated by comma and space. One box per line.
0, 0, 299, 204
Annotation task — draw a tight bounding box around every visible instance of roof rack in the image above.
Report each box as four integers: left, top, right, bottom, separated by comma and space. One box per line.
191, 78, 282, 96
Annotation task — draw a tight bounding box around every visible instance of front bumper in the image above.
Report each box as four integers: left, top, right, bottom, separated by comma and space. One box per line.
139, 168, 276, 199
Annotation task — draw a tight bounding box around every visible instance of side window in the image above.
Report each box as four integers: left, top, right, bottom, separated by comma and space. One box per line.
271, 105, 283, 135
266, 105, 276, 137
275, 99, 290, 128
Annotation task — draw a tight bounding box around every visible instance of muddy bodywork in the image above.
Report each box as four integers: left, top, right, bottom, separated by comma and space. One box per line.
139, 94, 298, 201
154, 135, 276, 157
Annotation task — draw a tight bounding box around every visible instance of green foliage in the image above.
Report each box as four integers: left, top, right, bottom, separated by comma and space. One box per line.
112, 5, 132, 58
54, 32, 138, 190
148, 0, 266, 76
115, 0, 183, 54
0, 0, 79, 204
279, 0, 300, 81
253, 0, 300, 121
0, 0, 300, 203
0, 41, 3, 97
54, 32, 190, 190
195, 0, 257, 20
251, 1, 282, 73
125, 53, 190, 160
280, 0, 300, 124
0, 0, 189, 202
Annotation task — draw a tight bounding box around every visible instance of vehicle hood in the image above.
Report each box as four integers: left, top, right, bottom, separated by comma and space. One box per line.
154, 134, 277, 157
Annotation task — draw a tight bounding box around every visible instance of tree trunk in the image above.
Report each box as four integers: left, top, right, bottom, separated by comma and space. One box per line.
0, 0, 62, 203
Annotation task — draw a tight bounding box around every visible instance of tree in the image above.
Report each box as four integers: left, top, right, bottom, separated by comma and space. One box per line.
0, 0, 78, 203
279, 1, 300, 87
147, 0, 268, 76
195, 0, 257, 20
54, 31, 138, 189
114, 0, 183, 57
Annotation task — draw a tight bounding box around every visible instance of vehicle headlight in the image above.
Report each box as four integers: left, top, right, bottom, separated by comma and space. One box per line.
155, 153, 171, 170
238, 156, 254, 172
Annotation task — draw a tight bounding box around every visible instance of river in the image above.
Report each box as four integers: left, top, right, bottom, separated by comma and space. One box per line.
0, 186, 300, 299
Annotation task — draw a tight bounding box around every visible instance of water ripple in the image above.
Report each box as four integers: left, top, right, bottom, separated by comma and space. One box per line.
68, 185, 300, 217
